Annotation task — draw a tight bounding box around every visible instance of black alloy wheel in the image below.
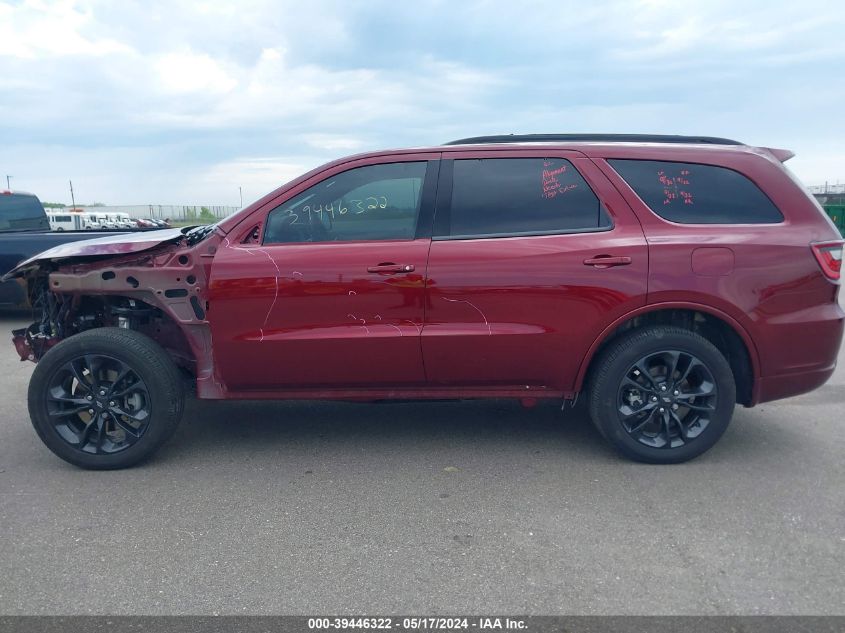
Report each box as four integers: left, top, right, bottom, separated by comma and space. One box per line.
46, 354, 152, 454
588, 326, 736, 464
617, 350, 718, 449
28, 328, 185, 469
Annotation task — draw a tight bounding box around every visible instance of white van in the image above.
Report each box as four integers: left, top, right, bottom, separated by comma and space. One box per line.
80, 212, 100, 229
47, 211, 88, 231
114, 213, 135, 229
77, 212, 108, 230
94, 214, 116, 229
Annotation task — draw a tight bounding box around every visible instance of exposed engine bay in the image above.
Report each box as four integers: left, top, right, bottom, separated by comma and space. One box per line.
7, 225, 224, 397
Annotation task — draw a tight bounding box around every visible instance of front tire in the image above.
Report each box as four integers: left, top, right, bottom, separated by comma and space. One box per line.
28, 328, 185, 469
588, 326, 736, 464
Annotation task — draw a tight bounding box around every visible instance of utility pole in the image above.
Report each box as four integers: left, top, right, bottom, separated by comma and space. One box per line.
69, 180, 76, 209
5, 175, 11, 190
239, 186, 243, 208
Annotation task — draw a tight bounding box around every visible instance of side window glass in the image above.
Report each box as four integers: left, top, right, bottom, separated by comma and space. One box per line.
608, 159, 784, 224
264, 162, 427, 244
442, 158, 610, 238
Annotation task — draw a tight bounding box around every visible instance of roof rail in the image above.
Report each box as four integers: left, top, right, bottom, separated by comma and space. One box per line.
443, 134, 745, 146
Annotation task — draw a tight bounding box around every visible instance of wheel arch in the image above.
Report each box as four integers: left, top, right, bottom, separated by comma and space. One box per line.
575, 302, 761, 406
21, 281, 207, 382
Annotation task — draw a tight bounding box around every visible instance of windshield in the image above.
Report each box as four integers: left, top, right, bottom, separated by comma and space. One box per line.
0, 194, 49, 232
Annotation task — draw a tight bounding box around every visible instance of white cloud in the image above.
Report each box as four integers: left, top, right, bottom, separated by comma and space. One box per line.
155, 51, 238, 95
1, 0, 844, 203
199, 157, 314, 205
302, 134, 366, 151
0, 0, 132, 59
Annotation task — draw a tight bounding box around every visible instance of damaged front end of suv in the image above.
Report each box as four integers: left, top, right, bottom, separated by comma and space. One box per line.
5, 224, 225, 399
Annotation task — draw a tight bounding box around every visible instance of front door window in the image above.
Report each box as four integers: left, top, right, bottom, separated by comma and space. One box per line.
264, 162, 427, 244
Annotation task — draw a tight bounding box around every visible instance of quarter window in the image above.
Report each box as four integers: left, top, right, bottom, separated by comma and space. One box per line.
264, 161, 427, 244
441, 158, 610, 238
608, 159, 784, 224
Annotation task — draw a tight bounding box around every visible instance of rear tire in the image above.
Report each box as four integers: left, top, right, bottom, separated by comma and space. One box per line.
28, 328, 185, 469
588, 326, 736, 464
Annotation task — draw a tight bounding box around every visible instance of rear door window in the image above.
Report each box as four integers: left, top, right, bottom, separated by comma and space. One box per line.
608, 159, 783, 224
439, 158, 611, 239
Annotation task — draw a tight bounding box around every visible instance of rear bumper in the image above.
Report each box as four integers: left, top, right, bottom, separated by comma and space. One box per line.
755, 365, 837, 405
752, 299, 843, 405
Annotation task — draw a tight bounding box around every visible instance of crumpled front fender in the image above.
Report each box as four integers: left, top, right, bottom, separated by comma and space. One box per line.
1, 228, 186, 281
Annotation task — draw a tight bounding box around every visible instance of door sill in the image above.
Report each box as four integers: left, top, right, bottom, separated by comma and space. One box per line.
207, 385, 567, 401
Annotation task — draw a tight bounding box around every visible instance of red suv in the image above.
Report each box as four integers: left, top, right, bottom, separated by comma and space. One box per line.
6, 134, 843, 469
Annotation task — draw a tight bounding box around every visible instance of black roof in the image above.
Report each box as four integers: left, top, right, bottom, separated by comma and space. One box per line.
444, 134, 745, 146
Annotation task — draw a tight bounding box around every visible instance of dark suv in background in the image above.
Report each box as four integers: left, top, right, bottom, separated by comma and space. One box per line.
0, 190, 135, 308
5, 134, 843, 469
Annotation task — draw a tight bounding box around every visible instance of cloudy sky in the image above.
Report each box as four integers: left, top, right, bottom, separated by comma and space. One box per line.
1, 0, 844, 206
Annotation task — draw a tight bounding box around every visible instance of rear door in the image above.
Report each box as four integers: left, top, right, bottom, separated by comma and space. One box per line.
421, 149, 648, 392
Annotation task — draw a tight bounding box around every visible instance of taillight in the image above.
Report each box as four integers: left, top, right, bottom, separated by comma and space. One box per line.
811, 240, 843, 281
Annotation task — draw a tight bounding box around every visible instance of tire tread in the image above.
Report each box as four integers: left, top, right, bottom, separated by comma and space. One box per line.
28, 327, 185, 469
587, 325, 736, 464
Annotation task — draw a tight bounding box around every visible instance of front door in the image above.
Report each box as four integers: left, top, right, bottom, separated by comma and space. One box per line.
209, 158, 438, 392
422, 151, 648, 393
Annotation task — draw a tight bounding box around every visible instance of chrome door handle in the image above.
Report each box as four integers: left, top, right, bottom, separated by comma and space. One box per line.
583, 256, 632, 268
367, 263, 415, 273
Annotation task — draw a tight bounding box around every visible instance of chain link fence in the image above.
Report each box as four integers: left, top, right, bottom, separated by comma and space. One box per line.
76, 205, 240, 221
